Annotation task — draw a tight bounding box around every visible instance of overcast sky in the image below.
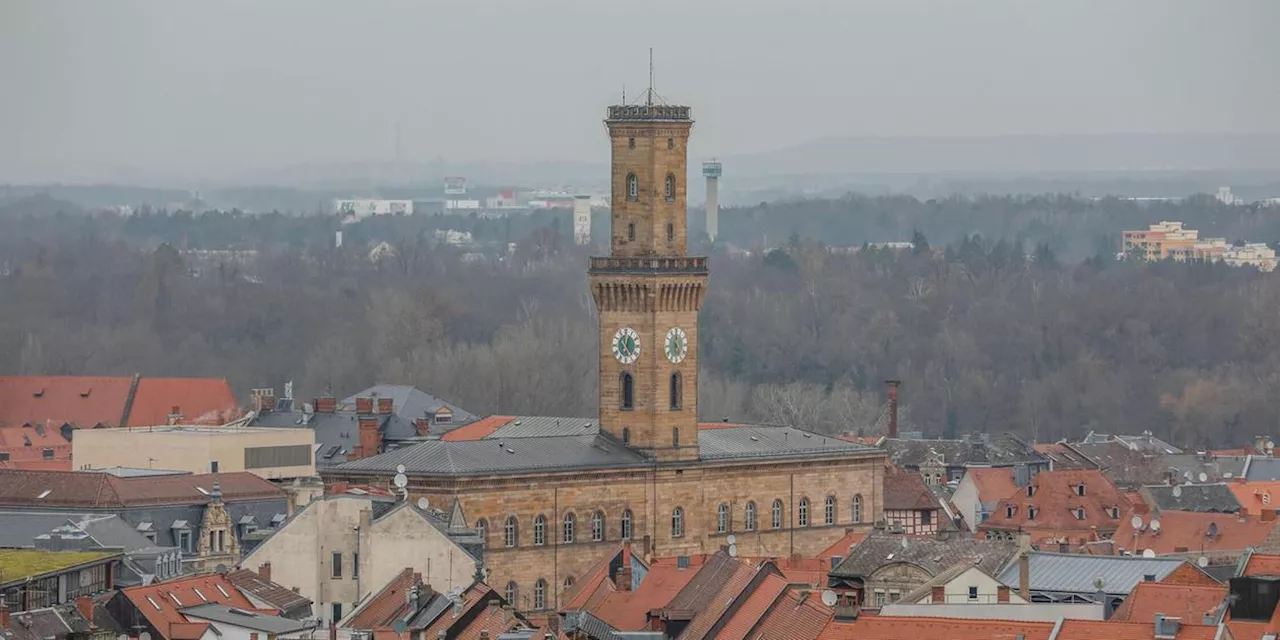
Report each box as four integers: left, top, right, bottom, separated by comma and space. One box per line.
2, 0, 1278, 183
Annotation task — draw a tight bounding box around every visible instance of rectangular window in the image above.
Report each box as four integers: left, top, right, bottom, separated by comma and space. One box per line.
179, 531, 192, 553
244, 444, 313, 469
331, 603, 342, 624
41, 448, 54, 460
0, 452, 8, 461
889, 591, 900, 603
353, 553, 359, 578
217, 530, 225, 552
332, 552, 342, 578
968, 586, 979, 601
210, 460, 219, 473
921, 510, 932, 525
874, 590, 886, 607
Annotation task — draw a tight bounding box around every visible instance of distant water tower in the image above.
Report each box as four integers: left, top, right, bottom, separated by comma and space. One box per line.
702, 160, 722, 241
573, 195, 591, 245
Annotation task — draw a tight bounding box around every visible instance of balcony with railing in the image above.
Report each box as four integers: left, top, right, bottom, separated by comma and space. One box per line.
606, 104, 692, 122
589, 256, 708, 274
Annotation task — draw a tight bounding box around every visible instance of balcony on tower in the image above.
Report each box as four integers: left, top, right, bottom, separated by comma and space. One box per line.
605, 104, 692, 123
589, 256, 708, 275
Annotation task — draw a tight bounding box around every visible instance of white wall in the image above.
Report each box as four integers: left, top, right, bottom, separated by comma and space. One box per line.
880, 602, 1103, 621
952, 473, 982, 532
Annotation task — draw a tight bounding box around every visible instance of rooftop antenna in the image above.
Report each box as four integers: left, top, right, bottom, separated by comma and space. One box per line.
647, 47, 654, 106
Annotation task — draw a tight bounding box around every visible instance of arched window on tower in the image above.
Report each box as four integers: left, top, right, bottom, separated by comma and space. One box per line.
667, 222, 674, 241
671, 506, 684, 538
669, 372, 682, 410
626, 174, 639, 201
533, 514, 546, 545
628, 223, 635, 241
504, 516, 518, 548
665, 174, 676, 201
744, 502, 757, 531
628, 137, 635, 149
672, 427, 680, 449
622, 427, 630, 445
717, 503, 729, 534
852, 494, 863, 523
667, 137, 674, 150
620, 373, 634, 410
621, 509, 633, 540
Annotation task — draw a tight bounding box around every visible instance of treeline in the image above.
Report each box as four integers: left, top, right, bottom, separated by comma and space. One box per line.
2, 212, 1278, 448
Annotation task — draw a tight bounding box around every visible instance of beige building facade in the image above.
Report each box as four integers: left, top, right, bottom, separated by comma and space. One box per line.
239, 495, 480, 627
73, 425, 315, 479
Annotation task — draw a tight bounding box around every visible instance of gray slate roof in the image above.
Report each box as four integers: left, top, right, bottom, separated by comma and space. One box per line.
1143, 483, 1241, 513
1243, 456, 1280, 481
830, 532, 1017, 579
995, 551, 1194, 597
0, 512, 161, 552
342, 384, 478, 431
332, 422, 880, 476
180, 604, 315, 633
882, 434, 1045, 469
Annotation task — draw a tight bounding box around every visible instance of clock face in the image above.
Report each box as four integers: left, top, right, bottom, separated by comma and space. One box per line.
664, 327, 689, 364
612, 327, 640, 364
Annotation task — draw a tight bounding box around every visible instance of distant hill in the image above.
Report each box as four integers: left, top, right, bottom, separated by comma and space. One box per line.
0, 193, 85, 219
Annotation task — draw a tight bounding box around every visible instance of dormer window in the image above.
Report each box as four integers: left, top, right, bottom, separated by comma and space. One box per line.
1005, 505, 1016, 518
1028, 506, 1038, 520
1026, 485, 1036, 498
1074, 508, 1086, 520
1075, 483, 1086, 497
1110, 506, 1120, 519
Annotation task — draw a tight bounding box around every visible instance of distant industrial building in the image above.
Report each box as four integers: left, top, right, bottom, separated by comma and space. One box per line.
703, 160, 721, 241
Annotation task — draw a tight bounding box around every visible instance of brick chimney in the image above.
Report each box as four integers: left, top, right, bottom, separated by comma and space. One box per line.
251, 388, 275, 414
315, 396, 337, 413
355, 397, 374, 415
886, 381, 901, 439
930, 586, 944, 602
376, 397, 393, 415
0, 602, 9, 630
997, 585, 1010, 603
355, 417, 381, 459
1018, 552, 1031, 602
258, 562, 272, 583
167, 405, 183, 425
415, 417, 431, 437
616, 541, 633, 591
76, 596, 94, 625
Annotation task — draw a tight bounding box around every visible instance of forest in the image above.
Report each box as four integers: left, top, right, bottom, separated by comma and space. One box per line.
2, 191, 1279, 448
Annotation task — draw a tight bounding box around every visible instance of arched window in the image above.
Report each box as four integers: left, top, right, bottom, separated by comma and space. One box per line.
665, 174, 675, 201
591, 511, 605, 542
475, 519, 488, 547
533, 514, 546, 546
563, 512, 575, 543
672, 426, 680, 448
628, 137, 635, 149
564, 575, 575, 590
621, 509, 633, 540
669, 373, 682, 411
622, 427, 630, 445
852, 495, 863, 523
667, 222, 674, 241
628, 222, 635, 241
672, 507, 684, 538
744, 502, 757, 531
798, 497, 810, 527
621, 372, 634, 410
771, 500, 783, 529
505, 581, 517, 605
504, 516, 518, 548
534, 579, 547, 610
825, 495, 836, 525
626, 174, 639, 200
717, 503, 729, 534
667, 137, 674, 150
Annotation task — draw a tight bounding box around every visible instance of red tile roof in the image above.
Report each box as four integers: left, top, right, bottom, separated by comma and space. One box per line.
1109, 582, 1227, 622
1055, 619, 1217, 640
453, 600, 522, 640
1114, 510, 1277, 556
0, 426, 73, 469
593, 562, 701, 631
420, 583, 492, 640
122, 573, 259, 639
0, 469, 284, 508
1241, 553, 1280, 577
817, 530, 868, 563
884, 471, 938, 511
979, 469, 1131, 547
964, 467, 1019, 504
440, 416, 514, 441
715, 573, 788, 640
1228, 481, 1280, 516
748, 587, 835, 640
345, 568, 417, 630
821, 616, 1054, 640
0, 375, 239, 429
672, 558, 756, 640
223, 568, 312, 616
168, 622, 211, 640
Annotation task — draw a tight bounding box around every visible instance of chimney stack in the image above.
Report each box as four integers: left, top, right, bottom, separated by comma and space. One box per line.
355, 417, 381, 459
1, 602, 10, 630
415, 417, 431, 437
376, 397, 394, 415
75, 596, 94, 626
355, 396, 374, 415
250, 388, 276, 414
167, 405, 183, 425
315, 396, 337, 413
616, 541, 634, 591
1018, 552, 1031, 602
886, 381, 901, 439
258, 562, 272, 583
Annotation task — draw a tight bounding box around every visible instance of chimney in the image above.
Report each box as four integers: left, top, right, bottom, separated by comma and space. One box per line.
75, 596, 94, 626
329, 623, 337, 640
258, 562, 272, 583
355, 417, 381, 459
616, 541, 634, 591
1, 602, 10, 630
315, 396, 337, 413
415, 417, 431, 437
997, 585, 1010, 603
251, 388, 275, 414
355, 397, 374, 415
167, 405, 183, 425
885, 381, 901, 439
1263, 509, 1277, 522
377, 398, 394, 415
1018, 551, 1031, 602
930, 586, 944, 603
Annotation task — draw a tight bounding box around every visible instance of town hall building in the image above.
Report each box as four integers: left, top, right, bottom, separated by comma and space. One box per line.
321, 95, 887, 613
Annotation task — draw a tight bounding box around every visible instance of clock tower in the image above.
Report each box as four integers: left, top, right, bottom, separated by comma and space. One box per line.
590, 101, 705, 462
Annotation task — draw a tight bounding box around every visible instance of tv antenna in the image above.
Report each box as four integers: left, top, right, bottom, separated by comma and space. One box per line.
648, 47, 654, 105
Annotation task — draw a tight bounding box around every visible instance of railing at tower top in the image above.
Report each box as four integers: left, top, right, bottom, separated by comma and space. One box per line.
589, 256, 708, 273
606, 105, 692, 121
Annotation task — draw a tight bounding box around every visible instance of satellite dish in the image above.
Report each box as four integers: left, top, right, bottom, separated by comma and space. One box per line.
417, 497, 430, 510
393, 473, 408, 489
1184, 471, 1193, 481
821, 590, 839, 607
1199, 472, 1209, 483
1151, 519, 1161, 533
1172, 486, 1183, 498
1093, 576, 1105, 590
901, 537, 909, 549
1131, 515, 1144, 530
1267, 440, 1275, 453
396, 464, 406, 474
140, 633, 152, 640
726, 534, 737, 545
1198, 556, 1210, 568
728, 543, 738, 558
118, 635, 129, 640
1142, 549, 1156, 558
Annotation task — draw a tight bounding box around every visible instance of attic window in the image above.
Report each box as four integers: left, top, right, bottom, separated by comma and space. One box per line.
1076, 484, 1086, 497
42, 448, 53, 460
1027, 506, 1039, 520
0, 452, 9, 461
1026, 486, 1035, 497
196, 487, 209, 495
1005, 505, 1016, 518
33, 388, 44, 398
81, 388, 92, 398
1110, 507, 1121, 519
193, 588, 208, 602
1074, 508, 1086, 520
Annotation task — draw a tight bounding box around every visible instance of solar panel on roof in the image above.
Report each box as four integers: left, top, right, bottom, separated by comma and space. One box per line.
323, 445, 341, 459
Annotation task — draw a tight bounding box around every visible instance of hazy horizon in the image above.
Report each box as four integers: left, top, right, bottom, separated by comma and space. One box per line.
3, 0, 1279, 184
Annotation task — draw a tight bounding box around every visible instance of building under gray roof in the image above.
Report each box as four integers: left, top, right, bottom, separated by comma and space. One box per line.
1142, 483, 1241, 513
995, 551, 1198, 600
1243, 456, 1280, 482
830, 532, 1017, 580
180, 603, 317, 634
332, 423, 880, 477
342, 384, 478, 432
881, 433, 1049, 479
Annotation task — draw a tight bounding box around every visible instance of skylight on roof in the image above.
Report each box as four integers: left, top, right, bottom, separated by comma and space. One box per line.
146, 596, 161, 611
194, 588, 208, 602
168, 592, 182, 606
215, 584, 230, 599
196, 487, 209, 495
37, 489, 52, 499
